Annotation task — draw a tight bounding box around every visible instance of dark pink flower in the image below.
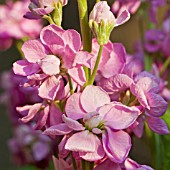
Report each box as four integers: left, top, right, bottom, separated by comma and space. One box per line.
13, 24, 82, 100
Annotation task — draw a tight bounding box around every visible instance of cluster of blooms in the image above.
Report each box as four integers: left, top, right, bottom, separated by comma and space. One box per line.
0, 0, 42, 50
1, 0, 170, 170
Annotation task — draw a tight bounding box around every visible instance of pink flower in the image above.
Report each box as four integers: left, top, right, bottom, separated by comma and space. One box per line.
13, 24, 82, 100
44, 85, 140, 163
89, 1, 130, 45
17, 102, 63, 129
73, 39, 126, 81
0, 0, 42, 50
112, 0, 141, 16
25, 0, 68, 19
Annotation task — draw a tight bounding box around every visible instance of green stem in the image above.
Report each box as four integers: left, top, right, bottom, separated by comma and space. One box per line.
71, 153, 78, 170
87, 45, 103, 85
96, 0, 100, 2
77, 0, 92, 80
43, 15, 55, 24
66, 73, 74, 95
81, 160, 92, 170
160, 57, 170, 76
155, 134, 162, 169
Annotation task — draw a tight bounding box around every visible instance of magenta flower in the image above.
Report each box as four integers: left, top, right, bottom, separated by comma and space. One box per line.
130, 71, 168, 117
13, 24, 82, 100
17, 102, 63, 129
44, 85, 140, 163
73, 39, 126, 81
0, 0, 42, 50
94, 157, 153, 170
144, 29, 165, 53
8, 124, 52, 168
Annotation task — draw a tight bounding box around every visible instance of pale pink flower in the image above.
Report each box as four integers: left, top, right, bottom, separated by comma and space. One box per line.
44, 85, 140, 163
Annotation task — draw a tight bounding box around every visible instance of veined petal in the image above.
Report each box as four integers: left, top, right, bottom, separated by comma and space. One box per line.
103, 104, 139, 130
38, 76, 60, 100
21, 39, 48, 63
102, 128, 131, 163
43, 123, 72, 136
115, 10, 130, 27
79, 135, 105, 161
146, 93, 168, 117
81, 85, 110, 113
65, 130, 96, 152
65, 93, 86, 120
62, 114, 85, 131
147, 117, 170, 134
39, 55, 60, 75
13, 60, 40, 76
19, 103, 42, 123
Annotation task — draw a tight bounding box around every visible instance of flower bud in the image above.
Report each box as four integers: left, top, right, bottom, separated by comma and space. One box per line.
89, 1, 115, 45
89, 1, 130, 45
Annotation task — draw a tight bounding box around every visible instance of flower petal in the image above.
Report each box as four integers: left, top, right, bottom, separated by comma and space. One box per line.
65, 130, 96, 152
102, 104, 139, 130
38, 76, 61, 100
62, 115, 85, 131
146, 93, 168, 117
65, 93, 86, 120
81, 85, 110, 113
79, 135, 105, 161
39, 55, 60, 75
147, 117, 170, 134
21, 40, 48, 63
43, 123, 72, 136
19, 103, 42, 123
115, 10, 130, 27
13, 60, 40, 76
102, 128, 131, 163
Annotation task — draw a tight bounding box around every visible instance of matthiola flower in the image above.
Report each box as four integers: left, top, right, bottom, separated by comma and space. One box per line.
0, 70, 41, 125
0, 0, 42, 50
44, 85, 140, 163
73, 39, 126, 81
149, 0, 167, 24
13, 24, 82, 100
25, 0, 68, 19
16, 102, 63, 129
94, 157, 153, 170
144, 29, 165, 53
130, 71, 168, 117
8, 124, 52, 168
89, 1, 130, 45
112, 0, 141, 16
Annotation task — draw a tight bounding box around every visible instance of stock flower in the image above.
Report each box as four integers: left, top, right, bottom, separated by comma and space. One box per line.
0, 0, 42, 50
44, 85, 140, 163
130, 71, 168, 117
112, 0, 141, 16
17, 102, 63, 129
25, 0, 68, 19
89, 1, 130, 45
144, 29, 165, 53
73, 39, 126, 81
0, 71, 41, 125
13, 24, 82, 100
94, 157, 153, 170
8, 124, 52, 168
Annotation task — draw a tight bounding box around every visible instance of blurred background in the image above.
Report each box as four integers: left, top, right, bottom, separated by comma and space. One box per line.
0, 0, 169, 169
